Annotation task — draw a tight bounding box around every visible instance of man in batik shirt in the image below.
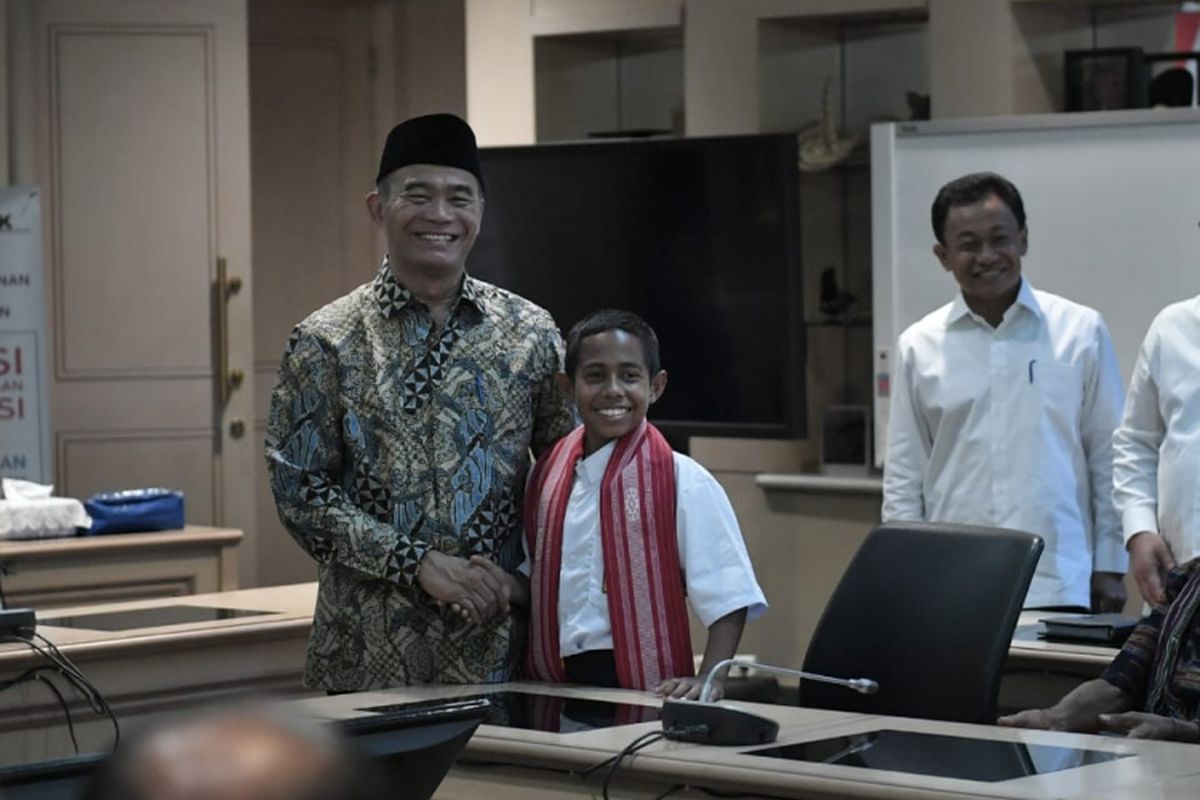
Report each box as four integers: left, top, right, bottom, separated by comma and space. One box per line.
265, 114, 574, 691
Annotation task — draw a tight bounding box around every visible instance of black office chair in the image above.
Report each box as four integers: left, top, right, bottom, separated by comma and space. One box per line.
799, 521, 1043, 724
337, 696, 490, 800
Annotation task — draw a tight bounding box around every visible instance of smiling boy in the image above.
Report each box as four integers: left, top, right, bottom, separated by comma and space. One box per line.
882, 172, 1127, 612
500, 310, 767, 700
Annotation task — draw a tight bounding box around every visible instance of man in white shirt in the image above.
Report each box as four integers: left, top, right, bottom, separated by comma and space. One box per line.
882, 172, 1127, 611
1113, 297, 1200, 606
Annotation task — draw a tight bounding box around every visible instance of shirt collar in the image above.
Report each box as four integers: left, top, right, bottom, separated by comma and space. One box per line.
371, 259, 485, 320
576, 440, 616, 484
945, 277, 1042, 328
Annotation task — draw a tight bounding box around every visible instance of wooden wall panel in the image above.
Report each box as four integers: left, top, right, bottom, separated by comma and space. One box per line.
247, 1, 373, 586
51, 27, 214, 377
58, 432, 216, 523
250, 38, 345, 372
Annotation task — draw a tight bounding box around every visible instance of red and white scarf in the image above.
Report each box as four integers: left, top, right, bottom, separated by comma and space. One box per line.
524, 421, 694, 689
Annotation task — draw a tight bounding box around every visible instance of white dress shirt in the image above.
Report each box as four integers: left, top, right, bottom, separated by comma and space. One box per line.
882, 280, 1127, 608
521, 441, 768, 656
1113, 296, 1200, 561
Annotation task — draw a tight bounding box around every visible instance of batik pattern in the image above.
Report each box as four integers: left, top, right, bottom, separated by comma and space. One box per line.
266, 264, 574, 690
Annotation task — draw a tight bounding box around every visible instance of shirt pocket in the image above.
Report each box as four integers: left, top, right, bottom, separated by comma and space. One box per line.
1031, 360, 1084, 434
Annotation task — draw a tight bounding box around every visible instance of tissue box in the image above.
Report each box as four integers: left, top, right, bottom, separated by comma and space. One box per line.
0, 498, 90, 540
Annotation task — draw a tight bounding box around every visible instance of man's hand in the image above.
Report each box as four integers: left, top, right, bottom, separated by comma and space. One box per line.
656, 676, 717, 701
996, 708, 1069, 731
416, 550, 507, 624
998, 679, 1128, 733
1127, 532, 1176, 607
446, 557, 530, 621
1090, 572, 1127, 613
1097, 711, 1196, 741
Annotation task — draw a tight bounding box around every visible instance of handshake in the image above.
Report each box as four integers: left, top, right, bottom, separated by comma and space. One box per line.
416, 550, 528, 624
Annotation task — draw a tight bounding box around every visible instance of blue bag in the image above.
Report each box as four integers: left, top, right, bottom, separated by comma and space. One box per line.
83, 488, 185, 535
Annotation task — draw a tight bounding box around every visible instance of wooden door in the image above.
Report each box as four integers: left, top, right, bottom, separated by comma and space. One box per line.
29, 0, 258, 584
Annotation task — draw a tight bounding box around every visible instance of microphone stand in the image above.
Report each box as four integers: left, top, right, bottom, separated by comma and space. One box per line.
699, 658, 878, 703
660, 659, 879, 746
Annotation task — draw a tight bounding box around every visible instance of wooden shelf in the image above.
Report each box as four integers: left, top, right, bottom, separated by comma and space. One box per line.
757, 0, 927, 22
531, 0, 681, 38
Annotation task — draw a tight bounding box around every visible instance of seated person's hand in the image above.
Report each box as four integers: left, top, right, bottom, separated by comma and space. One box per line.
417, 550, 507, 624
998, 678, 1129, 734
1098, 711, 1198, 741
656, 676, 718, 701
996, 708, 1078, 732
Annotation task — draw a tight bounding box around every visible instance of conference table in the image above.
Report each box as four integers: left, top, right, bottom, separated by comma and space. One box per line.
297, 681, 1200, 800
0, 582, 317, 765
1000, 611, 1123, 711
0, 583, 1149, 796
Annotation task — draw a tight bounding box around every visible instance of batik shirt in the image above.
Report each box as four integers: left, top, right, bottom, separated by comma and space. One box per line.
266, 263, 574, 690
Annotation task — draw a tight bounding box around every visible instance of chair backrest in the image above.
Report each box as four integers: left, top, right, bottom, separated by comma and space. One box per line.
339, 697, 490, 800
799, 522, 1043, 724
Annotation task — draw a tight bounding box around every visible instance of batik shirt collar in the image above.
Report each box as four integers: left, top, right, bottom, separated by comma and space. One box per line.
371, 259, 484, 319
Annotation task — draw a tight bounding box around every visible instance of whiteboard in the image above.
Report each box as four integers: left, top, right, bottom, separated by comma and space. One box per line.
870, 109, 1200, 465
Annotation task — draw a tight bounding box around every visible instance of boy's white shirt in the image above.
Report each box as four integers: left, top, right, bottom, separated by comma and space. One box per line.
519, 439, 768, 657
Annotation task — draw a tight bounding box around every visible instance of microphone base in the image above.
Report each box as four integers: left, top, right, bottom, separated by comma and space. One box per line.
661, 699, 779, 746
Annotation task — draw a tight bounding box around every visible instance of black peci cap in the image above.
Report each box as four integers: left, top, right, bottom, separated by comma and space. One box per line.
375, 113, 484, 190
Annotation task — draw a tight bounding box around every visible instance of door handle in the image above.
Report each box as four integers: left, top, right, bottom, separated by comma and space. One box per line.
214, 257, 243, 406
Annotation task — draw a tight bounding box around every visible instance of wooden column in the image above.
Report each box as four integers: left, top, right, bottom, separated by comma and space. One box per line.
683, 0, 759, 136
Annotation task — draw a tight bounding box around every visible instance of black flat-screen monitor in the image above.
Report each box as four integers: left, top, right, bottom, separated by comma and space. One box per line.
746, 729, 1130, 782
360, 691, 660, 733
0, 753, 105, 799
472, 134, 805, 446
40, 606, 272, 631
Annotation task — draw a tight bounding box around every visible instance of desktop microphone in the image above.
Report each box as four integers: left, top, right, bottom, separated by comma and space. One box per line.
660, 659, 879, 747
698, 658, 879, 703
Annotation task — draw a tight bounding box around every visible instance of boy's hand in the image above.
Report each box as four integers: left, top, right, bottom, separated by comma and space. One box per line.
656, 676, 720, 701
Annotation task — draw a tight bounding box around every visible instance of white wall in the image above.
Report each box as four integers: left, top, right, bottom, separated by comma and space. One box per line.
684, 0, 758, 135
465, 0, 535, 145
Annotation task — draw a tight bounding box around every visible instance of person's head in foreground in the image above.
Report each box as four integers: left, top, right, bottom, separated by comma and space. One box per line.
85, 702, 383, 800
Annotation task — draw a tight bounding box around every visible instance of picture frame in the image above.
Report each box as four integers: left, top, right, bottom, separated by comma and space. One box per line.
1065, 48, 1148, 111
1144, 52, 1200, 107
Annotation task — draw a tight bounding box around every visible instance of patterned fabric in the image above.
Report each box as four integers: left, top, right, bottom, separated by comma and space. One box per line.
524, 421, 694, 690
1102, 559, 1200, 719
266, 262, 574, 690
